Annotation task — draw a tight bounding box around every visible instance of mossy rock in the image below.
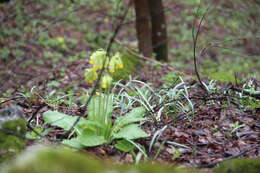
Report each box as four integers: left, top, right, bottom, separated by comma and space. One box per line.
0, 106, 26, 163
1, 146, 104, 173
1, 145, 202, 173
214, 158, 260, 173
118, 163, 201, 173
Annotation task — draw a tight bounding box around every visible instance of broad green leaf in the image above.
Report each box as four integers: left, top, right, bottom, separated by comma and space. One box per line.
43, 111, 88, 134
81, 128, 98, 136
77, 120, 103, 133
43, 111, 78, 130
78, 135, 107, 147
62, 138, 83, 149
113, 124, 149, 140
115, 139, 134, 152
113, 107, 146, 132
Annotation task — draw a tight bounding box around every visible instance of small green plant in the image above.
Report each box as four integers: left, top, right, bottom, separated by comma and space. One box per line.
160, 77, 195, 120
170, 146, 182, 160
242, 79, 260, 96
26, 126, 51, 140
0, 47, 10, 59
43, 93, 149, 148
114, 79, 162, 114
236, 80, 260, 109
113, 77, 196, 122
229, 121, 245, 135
38, 33, 68, 51
202, 80, 218, 93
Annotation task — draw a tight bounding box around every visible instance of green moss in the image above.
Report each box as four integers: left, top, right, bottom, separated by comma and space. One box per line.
214, 158, 260, 173
1, 119, 26, 136
134, 163, 200, 173
2, 146, 103, 173
2, 146, 203, 173
208, 71, 237, 83
0, 114, 26, 163
0, 135, 26, 163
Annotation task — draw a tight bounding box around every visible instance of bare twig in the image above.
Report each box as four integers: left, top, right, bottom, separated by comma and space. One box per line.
0, 96, 24, 106
192, 4, 211, 92
200, 36, 260, 57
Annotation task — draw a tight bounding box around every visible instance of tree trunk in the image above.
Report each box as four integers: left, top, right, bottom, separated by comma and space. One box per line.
149, 0, 168, 61
133, 0, 153, 57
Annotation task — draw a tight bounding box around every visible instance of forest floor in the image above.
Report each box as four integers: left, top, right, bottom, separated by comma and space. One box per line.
0, 0, 259, 171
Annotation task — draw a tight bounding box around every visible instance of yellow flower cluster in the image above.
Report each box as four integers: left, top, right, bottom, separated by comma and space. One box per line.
84, 69, 97, 83
89, 49, 107, 71
100, 74, 113, 89
84, 49, 124, 89
56, 37, 65, 43
108, 52, 124, 73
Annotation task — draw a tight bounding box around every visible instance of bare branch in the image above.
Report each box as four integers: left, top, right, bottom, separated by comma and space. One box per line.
192, 4, 212, 92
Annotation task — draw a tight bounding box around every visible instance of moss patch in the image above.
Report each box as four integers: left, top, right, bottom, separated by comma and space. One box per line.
2, 145, 202, 173
0, 106, 26, 163
209, 71, 237, 83
214, 158, 260, 173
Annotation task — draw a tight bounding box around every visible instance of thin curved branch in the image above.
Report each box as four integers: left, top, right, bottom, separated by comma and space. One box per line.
192, 5, 212, 92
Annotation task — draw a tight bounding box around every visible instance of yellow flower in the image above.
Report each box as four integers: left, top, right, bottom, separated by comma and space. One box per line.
56, 37, 65, 43
109, 69, 115, 73
92, 66, 101, 71
0, 98, 5, 102
89, 59, 95, 64
90, 49, 107, 69
100, 74, 113, 89
84, 69, 97, 83
95, 91, 100, 96
116, 63, 124, 69
108, 52, 123, 72
86, 80, 94, 83
101, 83, 107, 89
